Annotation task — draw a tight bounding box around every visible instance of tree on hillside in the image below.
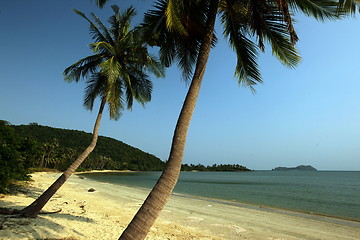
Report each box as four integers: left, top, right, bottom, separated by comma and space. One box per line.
117, 0, 351, 239
19, 5, 164, 218
39, 139, 60, 168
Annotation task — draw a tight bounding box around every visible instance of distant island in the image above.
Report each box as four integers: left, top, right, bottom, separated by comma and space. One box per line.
272, 165, 317, 171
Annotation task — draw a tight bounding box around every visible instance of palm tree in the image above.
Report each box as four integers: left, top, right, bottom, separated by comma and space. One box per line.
19, 5, 164, 218
118, 0, 346, 239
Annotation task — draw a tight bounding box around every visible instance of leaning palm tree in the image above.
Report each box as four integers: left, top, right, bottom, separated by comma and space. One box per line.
19, 5, 164, 218
118, 0, 348, 239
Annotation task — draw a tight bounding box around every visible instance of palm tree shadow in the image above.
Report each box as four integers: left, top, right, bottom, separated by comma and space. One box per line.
0, 196, 94, 239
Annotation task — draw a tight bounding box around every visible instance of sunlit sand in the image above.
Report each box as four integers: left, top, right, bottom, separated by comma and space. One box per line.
1, 172, 359, 240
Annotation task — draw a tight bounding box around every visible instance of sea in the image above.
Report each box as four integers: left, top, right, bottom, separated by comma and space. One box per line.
80, 171, 360, 222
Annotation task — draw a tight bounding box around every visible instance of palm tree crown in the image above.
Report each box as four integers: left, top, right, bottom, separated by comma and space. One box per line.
143, 0, 349, 91
64, 5, 165, 119
118, 0, 354, 239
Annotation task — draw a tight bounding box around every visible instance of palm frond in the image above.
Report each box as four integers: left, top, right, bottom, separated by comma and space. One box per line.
141, 0, 168, 45
336, 0, 360, 14
100, 56, 121, 85
289, 0, 341, 20
90, 12, 114, 45
252, 9, 301, 67
176, 41, 198, 81
227, 0, 301, 68
159, 38, 176, 68
142, 1, 178, 67
106, 77, 124, 120
220, 2, 262, 91
84, 73, 106, 110
73, 9, 109, 43
144, 53, 166, 78
94, 0, 108, 8
126, 68, 153, 107
228, 32, 262, 91
124, 73, 135, 109
142, 0, 216, 81
165, 0, 188, 35
275, 0, 299, 43
111, 5, 120, 14
264, 25, 301, 68
119, 6, 136, 36
91, 41, 116, 55
63, 54, 103, 82
108, 7, 122, 42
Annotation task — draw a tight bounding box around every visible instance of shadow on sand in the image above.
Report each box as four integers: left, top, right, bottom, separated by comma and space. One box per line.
0, 183, 95, 240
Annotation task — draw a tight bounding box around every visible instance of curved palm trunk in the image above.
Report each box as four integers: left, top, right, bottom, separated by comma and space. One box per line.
20, 99, 106, 218
119, 0, 219, 239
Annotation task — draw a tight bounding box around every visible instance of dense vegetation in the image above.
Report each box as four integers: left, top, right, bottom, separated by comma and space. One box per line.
0, 121, 36, 192
12, 123, 165, 171
181, 163, 251, 172
1, 121, 251, 193
0, 121, 165, 193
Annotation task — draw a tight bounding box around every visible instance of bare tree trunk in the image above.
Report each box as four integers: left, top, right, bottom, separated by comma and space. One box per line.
19, 99, 106, 218
39, 152, 45, 168
118, 0, 219, 239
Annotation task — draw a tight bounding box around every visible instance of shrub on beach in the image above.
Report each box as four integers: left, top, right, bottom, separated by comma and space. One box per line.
0, 122, 33, 193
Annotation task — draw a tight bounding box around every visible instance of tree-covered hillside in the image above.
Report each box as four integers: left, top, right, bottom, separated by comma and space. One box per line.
1, 121, 252, 193
13, 123, 165, 171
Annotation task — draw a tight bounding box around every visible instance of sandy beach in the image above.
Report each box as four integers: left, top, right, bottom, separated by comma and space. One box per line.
1, 172, 359, 240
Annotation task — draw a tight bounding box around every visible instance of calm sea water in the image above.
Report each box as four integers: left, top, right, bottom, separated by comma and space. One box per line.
80, 171, 360, 221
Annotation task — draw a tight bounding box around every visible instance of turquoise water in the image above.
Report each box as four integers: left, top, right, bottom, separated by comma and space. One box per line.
81, 171, 360, 221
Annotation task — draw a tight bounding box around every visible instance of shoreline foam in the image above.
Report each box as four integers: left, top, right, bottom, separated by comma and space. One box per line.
1, 172, 359, 240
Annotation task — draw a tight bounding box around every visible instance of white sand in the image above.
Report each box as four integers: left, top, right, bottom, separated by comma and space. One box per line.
1, 172, 359, 240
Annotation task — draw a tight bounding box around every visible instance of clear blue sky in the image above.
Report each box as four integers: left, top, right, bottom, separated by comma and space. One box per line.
1, 0, 359, 170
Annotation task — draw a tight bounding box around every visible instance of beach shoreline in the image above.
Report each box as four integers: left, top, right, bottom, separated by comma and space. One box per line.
75, 169, 136, 174
1, 172, 359, 240
170, 192, 360, 227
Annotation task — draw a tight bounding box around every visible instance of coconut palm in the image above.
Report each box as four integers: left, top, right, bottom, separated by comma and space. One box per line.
118, 0, 346, 239
19, 5, 164, 218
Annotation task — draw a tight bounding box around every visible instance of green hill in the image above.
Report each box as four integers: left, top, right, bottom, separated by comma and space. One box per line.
1, 121, 252, 193
13, 124, 165, 171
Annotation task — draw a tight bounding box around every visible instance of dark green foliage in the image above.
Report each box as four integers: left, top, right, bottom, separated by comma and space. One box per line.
181, 163, 251, 172
0, 121, 165, 192
0, 122, 36, 193
64, 7, 164, 120
13, 123, 165, 171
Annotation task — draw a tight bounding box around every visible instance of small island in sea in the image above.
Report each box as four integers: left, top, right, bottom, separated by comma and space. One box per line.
272, 165, 317, 171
